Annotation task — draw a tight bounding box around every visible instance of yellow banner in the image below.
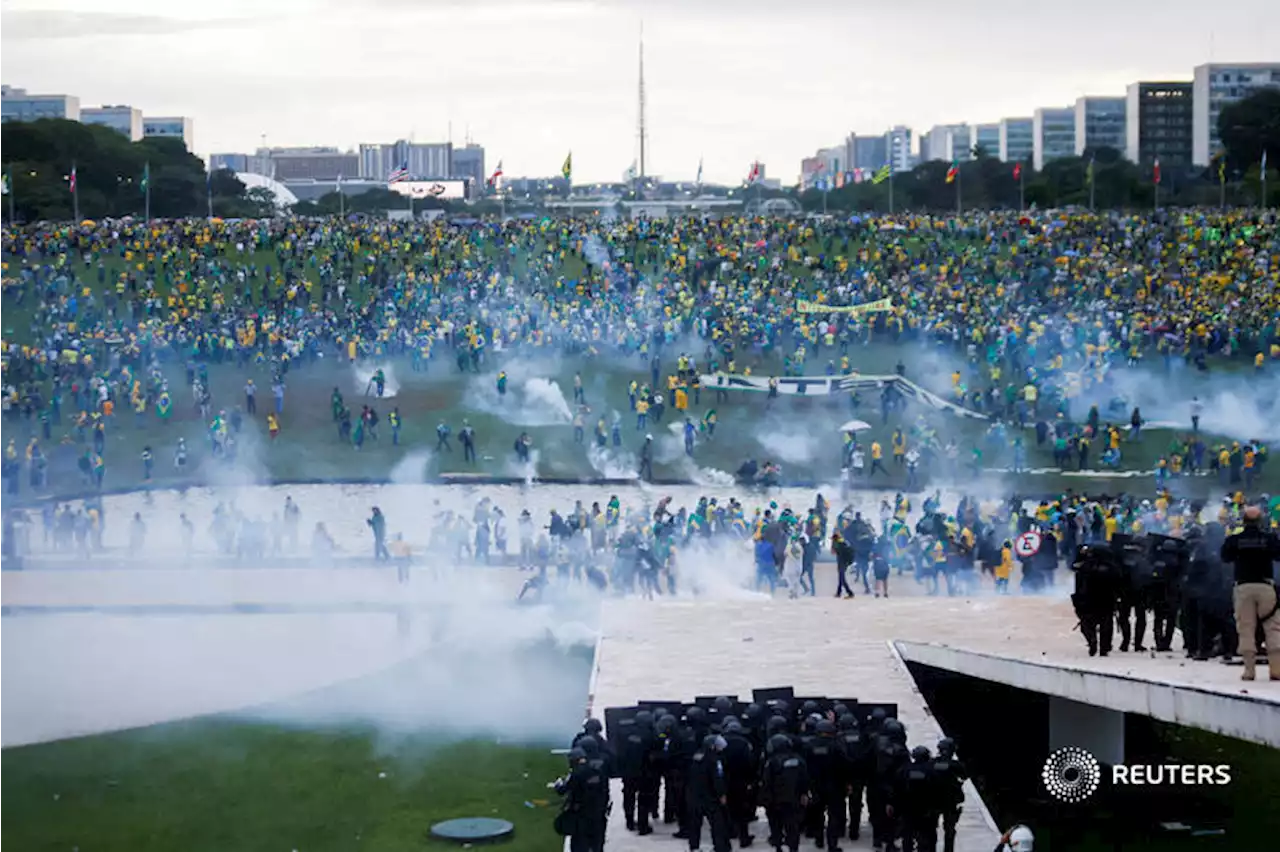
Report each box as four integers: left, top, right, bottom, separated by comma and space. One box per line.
796, 297, 892, 315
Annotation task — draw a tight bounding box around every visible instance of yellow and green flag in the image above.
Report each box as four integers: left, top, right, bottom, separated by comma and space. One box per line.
871, 164, 891, 185
562, 152, 572, 181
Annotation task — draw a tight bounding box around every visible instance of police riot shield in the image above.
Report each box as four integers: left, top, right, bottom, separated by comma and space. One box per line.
1111, 533, 1152, 588
855, 702, 899, 725
1147, 533, 1189, 583
752, 687, 796, 705
604, 705, 640, 746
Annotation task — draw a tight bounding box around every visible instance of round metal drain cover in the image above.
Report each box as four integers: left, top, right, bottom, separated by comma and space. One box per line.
429, 817, 515, 844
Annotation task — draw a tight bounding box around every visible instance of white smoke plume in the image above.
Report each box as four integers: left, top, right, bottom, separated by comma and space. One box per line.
351, 362, 402, 399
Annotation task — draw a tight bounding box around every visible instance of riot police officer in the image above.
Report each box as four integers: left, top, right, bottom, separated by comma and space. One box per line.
762, 733, 810, 852
657, 713, 693, 836
687, 734, 733, 852
893, 745, 940, 852
572, 718, 615, 776
619, 710, 659, 834
1112, 533, 1150, 652
871, 718, 910, 852
805, 718, 850, 852
555, 743, 610, 852
931, 738, 967, 852
1070, 542, 1121, 656
721, 719, 757, 847
837, 713, 873, 843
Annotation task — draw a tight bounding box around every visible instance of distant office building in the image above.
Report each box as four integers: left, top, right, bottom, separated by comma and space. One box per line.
923, 124, 970, 162
209, 153, 250, 173
800, 156, 825, 189
969, 123, 1000, 158
1, 85, 81, 122
1032, 107, 1075, 170
81, 105, 143, 140
818, 145, 845, 175
1192, 62, 1280, 165
143, 116, 194, 150
451, 143, 485, 185
255, 147, 358, 181
1073, 96, 1126, 156
999, 117, 1034, 164
885, 126, 913, 173
847, 133, 888, 170
359, 141, 453, 180
1125, 81, 1194, 167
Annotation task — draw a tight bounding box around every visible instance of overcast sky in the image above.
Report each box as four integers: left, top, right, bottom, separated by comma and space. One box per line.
3, 0, 1276, 183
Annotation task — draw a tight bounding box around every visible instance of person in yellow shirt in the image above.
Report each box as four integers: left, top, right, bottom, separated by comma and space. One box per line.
635, 398, 649, 431
892, 429, 906, 465
869, 441, 887, 477
995, 541, 1014, 593
267, 413, 280, 439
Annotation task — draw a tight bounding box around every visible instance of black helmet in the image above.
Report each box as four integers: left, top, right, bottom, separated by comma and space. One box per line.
816, 719, 837, 736
634, 710, 654, 727
911, 745, 931, 762
832, 703, 850, 718
583, 718, 603, 735
577, 735, 599, 756
744, 702, 762, 720
871, 707, 887, 723
937, 737, 956, 758
766, 715, 789, 735
650, 707, 669, 721
772, 700, 790, 718
568, 747, 586, 764
801, 700, 820, 717
883, 718, 905, 741
805, 713, 823, 730
686, 706, 707, 725
724, 719, 744, 735
713, 696, 733, 714
656, 716, 676, 736
703, 734, 726, 752
723, 715, 740, 728
767, 734, 792, 756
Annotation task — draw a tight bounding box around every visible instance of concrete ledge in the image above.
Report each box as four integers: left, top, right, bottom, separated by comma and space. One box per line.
895, 640, 1280, 749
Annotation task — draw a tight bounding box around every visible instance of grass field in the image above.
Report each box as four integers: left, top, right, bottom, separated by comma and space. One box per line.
1, 626, 592, 852
1, 722, 567, 852
5, 239, 1275, 500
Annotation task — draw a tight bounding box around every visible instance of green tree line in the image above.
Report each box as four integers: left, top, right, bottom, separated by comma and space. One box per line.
1, 118, 270, 221
801, 89, 1280, 213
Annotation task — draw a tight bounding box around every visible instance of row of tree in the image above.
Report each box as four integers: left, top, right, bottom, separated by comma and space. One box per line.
798, 89, 1280, 213
1, 119, 274, 222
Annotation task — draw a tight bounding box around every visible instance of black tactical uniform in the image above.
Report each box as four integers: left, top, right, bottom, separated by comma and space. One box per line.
556, 745, 610, 852
1070, 542, 1122, 656
762, 734, 809, 852
931, 739, 967, 852
804, 719, 850, 852
687, 734, 732, 852
721, 720, 757, 847
894, 746, 940, 852
619, 710, 659, 834
871, 719, 909, 852
838, 714, 873, 842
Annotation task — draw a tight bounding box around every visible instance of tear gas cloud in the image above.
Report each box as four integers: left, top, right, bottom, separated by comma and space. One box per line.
352, 362, 402, 399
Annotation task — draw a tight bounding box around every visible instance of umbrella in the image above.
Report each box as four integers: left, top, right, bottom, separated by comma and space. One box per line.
80, 219, 96, 227
839, 420, 872, 433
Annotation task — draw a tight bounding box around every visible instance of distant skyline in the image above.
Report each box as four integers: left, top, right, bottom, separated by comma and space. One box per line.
3, 0, 1276, 183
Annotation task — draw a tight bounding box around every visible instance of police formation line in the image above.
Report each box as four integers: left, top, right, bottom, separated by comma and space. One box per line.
1070, 504, 1280, 680
556, 697, 979, 852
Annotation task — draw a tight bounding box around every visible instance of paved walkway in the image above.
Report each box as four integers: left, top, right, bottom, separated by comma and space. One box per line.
592, 598, 1006, 852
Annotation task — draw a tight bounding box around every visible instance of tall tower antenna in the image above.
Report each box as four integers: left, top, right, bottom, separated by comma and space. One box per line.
637, 22, 647, 182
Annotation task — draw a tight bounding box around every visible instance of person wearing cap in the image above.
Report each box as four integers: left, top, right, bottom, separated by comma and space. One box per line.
1220, 505, 1280, 680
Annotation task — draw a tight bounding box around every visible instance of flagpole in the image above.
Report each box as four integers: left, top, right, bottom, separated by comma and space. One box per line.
888, 168, 895, 215
1263, 152, 1269, 208
1019, 167, 1025, 212
206, 173, 214, 219
144, 160, 151, 224
338, 176, 346, 218
6, 165, 14, 225
1220, 166, 1226, 210
72, 161, 79, 222
956, 168, 962, 216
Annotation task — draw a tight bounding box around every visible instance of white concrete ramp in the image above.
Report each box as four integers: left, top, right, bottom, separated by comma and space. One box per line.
592, 598, 1002, 852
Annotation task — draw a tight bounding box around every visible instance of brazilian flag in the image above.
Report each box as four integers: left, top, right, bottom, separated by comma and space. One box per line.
156, 391, 172, 419
890, 521, 912, 557
700, 408, 717, 432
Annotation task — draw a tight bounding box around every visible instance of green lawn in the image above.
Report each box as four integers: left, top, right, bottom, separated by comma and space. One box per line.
1, 634, 592, 852
1, 723, 567, 852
